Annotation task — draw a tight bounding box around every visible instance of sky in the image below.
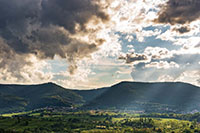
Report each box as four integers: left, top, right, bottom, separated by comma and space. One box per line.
0, 0, 200, 89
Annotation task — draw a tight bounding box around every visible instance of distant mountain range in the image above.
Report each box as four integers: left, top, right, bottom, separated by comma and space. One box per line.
0, 81, 200, 114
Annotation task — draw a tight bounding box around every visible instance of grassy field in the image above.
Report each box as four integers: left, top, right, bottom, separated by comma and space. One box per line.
0, 110, 200, 132
1, 111, 33, 117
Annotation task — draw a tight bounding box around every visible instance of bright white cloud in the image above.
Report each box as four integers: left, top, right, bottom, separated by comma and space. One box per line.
0, 55, 52, 84
145, 61, 179, 69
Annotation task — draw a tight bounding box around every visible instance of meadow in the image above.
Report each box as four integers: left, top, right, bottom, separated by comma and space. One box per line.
0, 110, 200, 133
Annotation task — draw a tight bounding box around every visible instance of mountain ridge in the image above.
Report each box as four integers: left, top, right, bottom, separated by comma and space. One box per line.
1, 81, 200, 114
85, 81, 200, 113
0, 82, 83, 113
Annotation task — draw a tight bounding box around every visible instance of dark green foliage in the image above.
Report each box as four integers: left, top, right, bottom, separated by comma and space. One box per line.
0, 82, 83, 113
122, 118, 154, 128
72, 87, 108, 102
1, 81, 200, 114
86, 82, 200, 113
0, 111, 200, 133
141, 112, 200, 122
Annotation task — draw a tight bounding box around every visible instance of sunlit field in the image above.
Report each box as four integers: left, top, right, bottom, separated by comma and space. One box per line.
1, 110, 200, 133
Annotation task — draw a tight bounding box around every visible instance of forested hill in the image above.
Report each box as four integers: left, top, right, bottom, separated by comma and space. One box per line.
0, 82, 83, 113
72, 87, 109, 102
1, 81, 200, 114
0, 82, 108, 114
85, 81, 200, 113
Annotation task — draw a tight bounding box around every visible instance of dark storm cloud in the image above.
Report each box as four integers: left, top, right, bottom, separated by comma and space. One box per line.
119, 53, 148, 64
156, 0, 200, 25
0, 0, 109, 74
40, 0, 109, 34
173, 26, 191, 34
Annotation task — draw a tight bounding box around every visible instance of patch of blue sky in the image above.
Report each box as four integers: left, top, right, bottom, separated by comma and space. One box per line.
89, 64, 131, 80
90, 64, 119, 74
117, 25, 181, 54
143, 25, 170, 33
52, 74, 70, 81
152, 54, 200, 65
148, 8, 158, 13
119, 35, 181, 53
43, 59, 68, 73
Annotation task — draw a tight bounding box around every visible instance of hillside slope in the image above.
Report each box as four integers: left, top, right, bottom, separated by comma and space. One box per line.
1, 81, 200, 114
85, 82, 200, 113
72, 87, 109, 103
0, 82, 83, 113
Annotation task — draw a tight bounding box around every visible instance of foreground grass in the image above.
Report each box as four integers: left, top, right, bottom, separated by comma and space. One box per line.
0, 110, 200, 133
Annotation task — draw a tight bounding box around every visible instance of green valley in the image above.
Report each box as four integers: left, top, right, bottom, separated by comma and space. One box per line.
1, 110, 200, 133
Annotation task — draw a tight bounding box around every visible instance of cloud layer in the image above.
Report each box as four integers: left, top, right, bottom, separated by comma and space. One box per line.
0, 0, 200, 88
119, 53, 148, 64
156, 0, 200, 25
0, 0, 109, 75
